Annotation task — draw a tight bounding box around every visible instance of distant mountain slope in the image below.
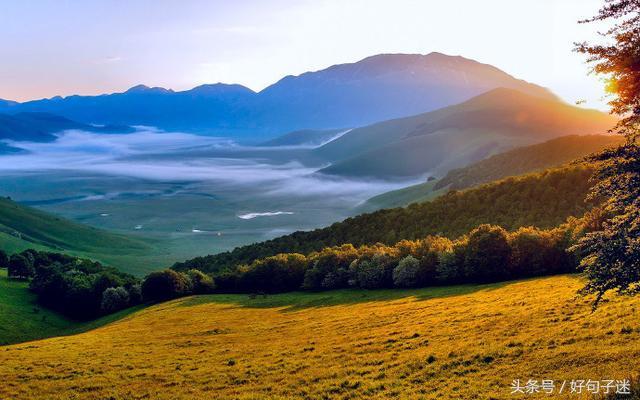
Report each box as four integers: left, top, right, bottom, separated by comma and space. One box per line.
174, 165, 595, 273
317, 88, 617, 179
0, 53, 555, 139
260, 128, 346, 147
435, 134, 623, 190
360, 134, 623, 211
0, 112, 133, 143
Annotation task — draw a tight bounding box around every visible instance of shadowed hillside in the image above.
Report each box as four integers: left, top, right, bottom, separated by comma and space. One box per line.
360, 134, 623, 211
317, 88, 616, 179
435, 134, 623, 190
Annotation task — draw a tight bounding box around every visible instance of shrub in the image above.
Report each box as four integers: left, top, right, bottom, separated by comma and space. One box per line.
101, 286, 130, 313
141, 270, 191, 302
8, 254, 34, 279
186, 269, 216, 294
393, 255, 421, 288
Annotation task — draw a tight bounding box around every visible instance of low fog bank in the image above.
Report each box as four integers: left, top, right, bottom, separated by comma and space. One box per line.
0, 128, 418, 201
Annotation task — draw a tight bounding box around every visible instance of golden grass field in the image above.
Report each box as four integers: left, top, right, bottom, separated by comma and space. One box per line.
1, 275, 639, 399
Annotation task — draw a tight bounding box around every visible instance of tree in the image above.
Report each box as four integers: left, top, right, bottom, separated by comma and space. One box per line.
573, 0, 640, 306
141, 270, 191, 302
8, 254, 34, 280
186, 269, 216, 294
393, 256, 421, 288
351, 259, 386, 289
101, 287, 130, 313
463, 225, 512, 283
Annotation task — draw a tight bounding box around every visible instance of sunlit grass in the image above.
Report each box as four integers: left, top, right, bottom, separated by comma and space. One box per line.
1, 275, 639, 399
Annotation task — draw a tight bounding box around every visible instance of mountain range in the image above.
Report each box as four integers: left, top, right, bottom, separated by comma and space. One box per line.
0, 53, 557, 140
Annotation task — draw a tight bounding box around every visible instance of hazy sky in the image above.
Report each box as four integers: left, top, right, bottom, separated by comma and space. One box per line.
0, 0, 610, 109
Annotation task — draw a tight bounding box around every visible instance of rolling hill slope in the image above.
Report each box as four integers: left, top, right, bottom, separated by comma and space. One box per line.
174, 165, 595, 274
317, 88, 616, 179
1, 275, 638, 399
360, 134, 623, 211
0, 197, 155, 274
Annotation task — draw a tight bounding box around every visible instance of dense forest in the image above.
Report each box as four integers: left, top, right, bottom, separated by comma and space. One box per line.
173, 165, 596, 274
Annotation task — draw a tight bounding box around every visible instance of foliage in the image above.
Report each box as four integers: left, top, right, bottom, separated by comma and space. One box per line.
238, 253, 306, 293
576, 0, 640, 137
574, 0, 640, 306
462, 225, 512, 283
186, 269, 216, 294
141, 269, 192, 302
207, 216, 589, 294
392, 255, 422, 288
175, 166, 595, 274
101, 287, 130, 313
20, 249, 141, 320
8, 254, 34, 280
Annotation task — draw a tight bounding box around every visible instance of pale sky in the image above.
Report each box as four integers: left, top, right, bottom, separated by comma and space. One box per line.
0, 0, 610, 110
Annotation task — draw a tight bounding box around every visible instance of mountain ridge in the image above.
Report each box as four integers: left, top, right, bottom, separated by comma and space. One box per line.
0, 53, 558, 139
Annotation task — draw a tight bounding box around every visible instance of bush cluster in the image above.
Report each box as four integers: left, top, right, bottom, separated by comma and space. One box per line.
0, 249, 217, 319
18, 250, 142, 320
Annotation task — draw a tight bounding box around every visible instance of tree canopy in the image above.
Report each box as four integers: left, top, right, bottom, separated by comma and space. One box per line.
574, 0, 640, 305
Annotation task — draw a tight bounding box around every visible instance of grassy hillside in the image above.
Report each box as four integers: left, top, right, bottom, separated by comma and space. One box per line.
0, 269, 140, 345
174, 165, 595, 274
1, 275, 638, 399
0, 197, 157, 274
317, 88, 616, 178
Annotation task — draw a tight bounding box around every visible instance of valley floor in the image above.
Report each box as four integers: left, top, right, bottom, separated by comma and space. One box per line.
1, 275, 639, 399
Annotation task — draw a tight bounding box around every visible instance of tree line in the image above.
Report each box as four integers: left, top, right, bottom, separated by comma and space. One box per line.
207, 211, 601, 294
